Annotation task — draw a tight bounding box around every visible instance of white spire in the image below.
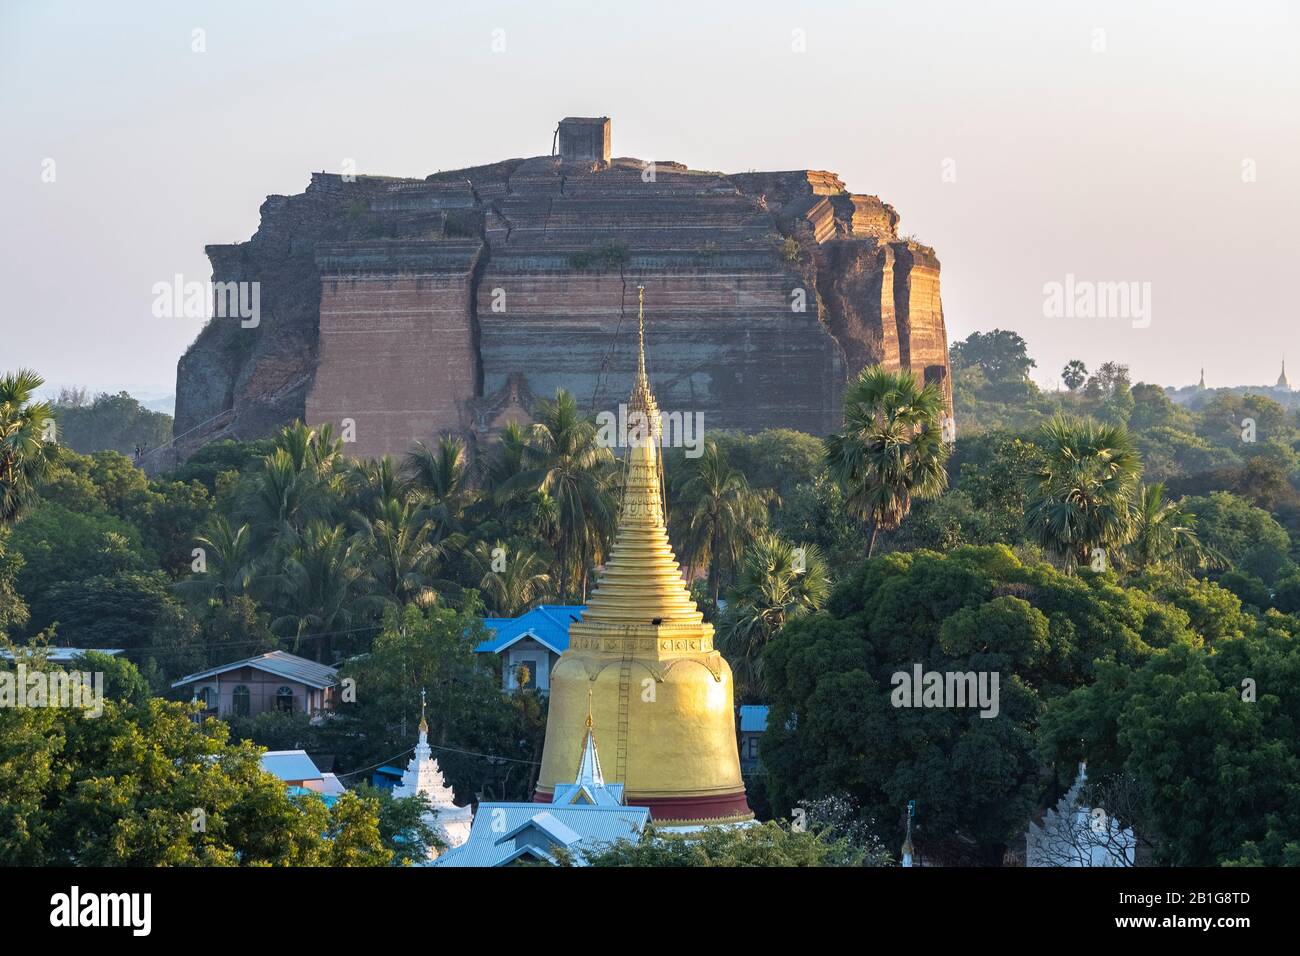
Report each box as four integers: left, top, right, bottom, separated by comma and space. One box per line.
395, 689, 472, 859
576, 722, 605, 788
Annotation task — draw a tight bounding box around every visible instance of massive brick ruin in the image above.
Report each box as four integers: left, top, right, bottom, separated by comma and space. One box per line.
173, 117, 952, 462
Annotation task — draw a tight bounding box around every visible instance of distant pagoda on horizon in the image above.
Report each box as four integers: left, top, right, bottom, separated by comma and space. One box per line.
531, 288, 752, 826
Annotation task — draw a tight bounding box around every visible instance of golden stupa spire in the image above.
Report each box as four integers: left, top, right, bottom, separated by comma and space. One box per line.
418, 686, 428, 735
628, 285, 661, 441
574, 288, 701, 631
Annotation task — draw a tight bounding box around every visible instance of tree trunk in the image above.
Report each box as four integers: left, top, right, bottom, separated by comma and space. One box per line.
867, 520, 880, 559
709, 527, 721, 605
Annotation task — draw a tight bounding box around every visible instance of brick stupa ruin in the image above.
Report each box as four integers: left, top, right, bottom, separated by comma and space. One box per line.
172, 117, 952, 462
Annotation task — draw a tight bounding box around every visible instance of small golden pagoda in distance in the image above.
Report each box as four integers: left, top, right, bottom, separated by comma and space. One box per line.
533, 287, 752, 825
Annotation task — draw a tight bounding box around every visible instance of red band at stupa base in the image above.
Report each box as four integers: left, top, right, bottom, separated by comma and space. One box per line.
534, 786, 752, 824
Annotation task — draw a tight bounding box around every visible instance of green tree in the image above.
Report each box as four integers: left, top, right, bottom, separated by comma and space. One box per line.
8, 501, 152, 635
580, 821, 884, 867
717, 533, 829, 702
950, 330, 1036, 385
50, 389, 172, 456
269, 521, 370, 661
355, 495, 448, 608
1039, 634, 1300, 866
1121, 483, 1213, 576
350, 782, 442, 865
406, 436, 475, 541
499, 390, 617, 600
1024, 415, 1141, 570
1181, 491, 1291, 584
0, 528, 29, 635
677, 441, 769, 605
825, 366, 949, 557
44, 570, 173, 649
0, 647, 390, 865
762, 546, 1183, 864
1062, 360, 1088, 392
470, 540, 552, 616
334, 602, 544, 802
0, 369, 60, 525
175, 514, 255, 606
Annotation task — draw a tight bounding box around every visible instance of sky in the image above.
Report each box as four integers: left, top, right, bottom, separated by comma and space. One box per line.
2, 0, 1297, 399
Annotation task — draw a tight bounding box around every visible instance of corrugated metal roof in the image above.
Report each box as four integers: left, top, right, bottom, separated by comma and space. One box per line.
739, 705, 770, 733
432, 802, 648, 867
475, 605, 586, 656
171, 651, 339, 690
260, 750, 323, 782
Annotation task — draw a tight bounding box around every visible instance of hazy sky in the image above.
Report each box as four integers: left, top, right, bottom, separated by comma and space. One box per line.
3, 0, 1296, 398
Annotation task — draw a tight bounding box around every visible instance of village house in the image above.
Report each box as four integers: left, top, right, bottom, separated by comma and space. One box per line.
475, 605, 585, 694
171, 651, 339, 719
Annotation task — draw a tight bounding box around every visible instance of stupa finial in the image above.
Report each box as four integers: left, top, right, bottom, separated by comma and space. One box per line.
419, 686, 428, 735
628, 285, 660, 436
637, 285, 647, 385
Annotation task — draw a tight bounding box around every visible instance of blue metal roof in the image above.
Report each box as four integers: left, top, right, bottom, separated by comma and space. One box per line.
260, 750, 323, 783
475, 605, 587, 656
432, 802, 649, 867
287, 786, 339, 809
739, 705, 770, 733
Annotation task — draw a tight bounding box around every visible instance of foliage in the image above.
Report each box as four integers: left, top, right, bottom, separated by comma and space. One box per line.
760, 546, 1200, 864
717, 532, 829, 702
331, 602, 545, 802
1180, 492, 1291, 585
0, 369, 60, 525
51, 390, 172, 456
676, 441, 769, 604
1024, 416, 1141, 570
950, 329, 1036, 387
825, 366, 949, 556
0, 647, 391, 866
580, 820, 883, 867
497, 390, 617, 601
1039, 631, 1300, 866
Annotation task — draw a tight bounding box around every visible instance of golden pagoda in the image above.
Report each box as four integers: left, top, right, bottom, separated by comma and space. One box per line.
533, 287, 752, 825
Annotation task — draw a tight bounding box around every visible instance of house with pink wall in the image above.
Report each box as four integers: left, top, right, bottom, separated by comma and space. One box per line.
172, 651, 338, 719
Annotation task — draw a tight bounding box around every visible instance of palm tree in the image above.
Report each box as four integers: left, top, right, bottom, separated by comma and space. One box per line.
270, 521, 370, 662
355, 495, 452, 608
498, 390, 617, 601
174, 514, 255, 605
824, 366, 949, 557
243, 448, 316, 549
470, 540, 553, 616
406, 436, 474, 540
348, 455, 410, 519
0, 369, 59, 525
275, 420, 344, 478
1122, 482, 1215, 576
716, 533, 830, 702
677, 441, 768, 605
1024, 415, 1142, 571
483, 421, 529, 496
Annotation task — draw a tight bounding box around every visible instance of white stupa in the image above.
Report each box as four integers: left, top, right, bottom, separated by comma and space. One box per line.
394, 690, 473, 859
1026, 762, 1135, 867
